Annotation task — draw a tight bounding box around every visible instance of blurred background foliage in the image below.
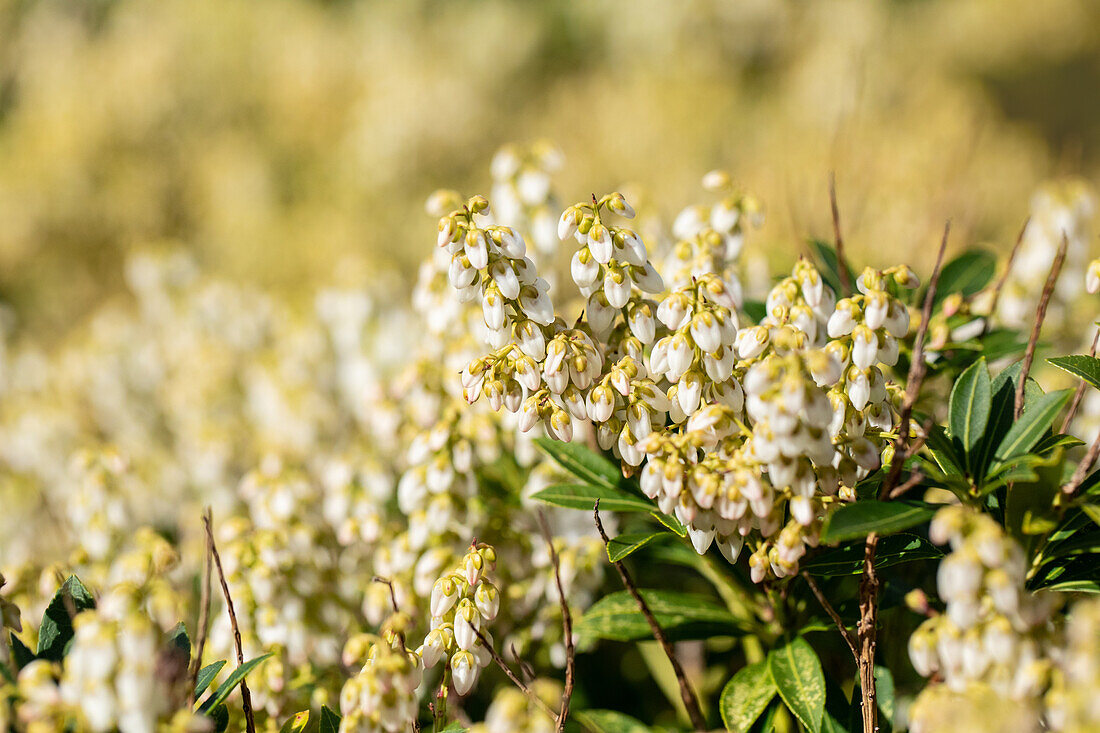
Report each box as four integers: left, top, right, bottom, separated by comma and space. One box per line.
2, 0, 1100, 335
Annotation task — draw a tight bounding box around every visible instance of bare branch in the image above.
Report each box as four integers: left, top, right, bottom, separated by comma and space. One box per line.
536, 510, 575, 733
204, 512, 257, 733
1062, 431, 1100, 497
594, 501, 707, 731
1061, 327, 1100, 433
861, 223, 950, 733
472, 626, 559, 723
801, 572, 857, 661
188, 507, 214, 706
986, 216, 1030, 333
887, 469, 926, 501
1015, 233, 1068, 419
829, 173, 852, 295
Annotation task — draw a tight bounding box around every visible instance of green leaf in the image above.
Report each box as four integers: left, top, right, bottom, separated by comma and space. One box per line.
973, 361, 1023, 480
195, 660, 227, 698
768, 636, 825, 733
821, 501, 937, 543
534, 437, 623, 489
438, 724, 468, 733
934, 249, 997, 305
743, 300, 767, 323
810, 239, 855, 296
319, 706, 341, 733
606, 532, 663, 562
923, 424, 965, 477
820, 676, 853, 733
209, 704, 229, 733
651, 511, 687, 537
10, 631, 34, 670
576, 590, 739, 644
993, 389, 1072, 466
37, 575, 96, 661
198, 653, 272, 712
169, 622, 191, 659
1048, 354, 1100, 391
949, 357, 991, 465
720, 661, 777, 733
279, 711, 311, 733
802, 533, 943, 576
531, 483, 655, 513
573, 709, 650, 733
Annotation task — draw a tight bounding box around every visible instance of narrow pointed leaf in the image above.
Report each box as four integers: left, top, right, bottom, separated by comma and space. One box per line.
319, 706, 341, 733
1048, 354, 1100, 391
575, 590, 739, 643
37, 575, 96, 661
933, 249, 997, 304
720, 660, 777, 733
532, 483, 654, 513
606, 532, 663, 562
534, 437, 623, 489
195, 660, 227, 698
279, 711, 311, 733
993, 390, 1072, 466
198, 653, 272, 712
573, 710, 650, 732
768, 636, 825, 733
821, 501, 936, 543
949, 357, 991, 465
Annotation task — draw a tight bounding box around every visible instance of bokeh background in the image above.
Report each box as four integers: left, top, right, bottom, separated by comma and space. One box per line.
2, 0, 1100, 333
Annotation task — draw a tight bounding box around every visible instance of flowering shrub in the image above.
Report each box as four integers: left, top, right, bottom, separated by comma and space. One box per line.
1, 144, 1099, 733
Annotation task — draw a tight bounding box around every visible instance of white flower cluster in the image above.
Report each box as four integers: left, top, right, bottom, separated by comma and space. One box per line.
418, 543, 501, 697
444, 181, 919, 582
908, 507, 1059, 730
663, 170, 763, 295
490, 142, 564, 257
338, 629, 422, 733
1047, 596, 1100, 732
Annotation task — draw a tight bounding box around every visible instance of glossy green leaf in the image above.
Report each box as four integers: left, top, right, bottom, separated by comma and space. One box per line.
573, 709, 650, 732
319, 706, 341, 733
169, 622, 191, 658
10, 631, 34, 670
923, 424, 964, 477
198, 653, 272, 712
720, 661, 777, 733
534, 437, 623, 489
934, 249, 996, 305
802, 533, 943, 576
993, 389, 1072, 466
875, 666, 895, 726
195, 660, 227, 698
949, 357, 991, 463
821, 501, 936, 543
575, 590, 739, 643
37, 575, 96, 661
532, 483, 654, 513
651, 511, 686, 537
973, 361, 1023, 480
606, 532, 663, 562
279, 711, 310, 733
209, 704, 229, 733
768, 636, 825, 733
1048, 354, 1100, 391
743, 300, 767, 323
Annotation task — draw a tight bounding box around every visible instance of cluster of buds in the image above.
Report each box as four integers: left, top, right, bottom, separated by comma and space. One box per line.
588, 355, 671, 466
338, 630, 423, 733
418, 543, 501, 697
908, 508, 1058, 712
1046, 597, 1100, 732
650, 273, 741, 423
437, 195, 554, 349
663, 170, 763, 294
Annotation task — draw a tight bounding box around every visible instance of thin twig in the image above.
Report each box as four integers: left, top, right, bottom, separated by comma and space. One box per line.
188, 508, 214, 706
372, 576, 406, 649
204, 512, 257, 733
1062, 431, 1100, 497
887, 469, 926, 501
1061, 327, 1100, 433
861, 224, 949, 733
535, 510, 575, 733
801, 572, 857, 661
594, 501, 707, 732
986, 216, 1030, 332
510, 642, 536, 683
1015, 233, 1068, 419
472, 627, 559, 722
829, 173, 852, 294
